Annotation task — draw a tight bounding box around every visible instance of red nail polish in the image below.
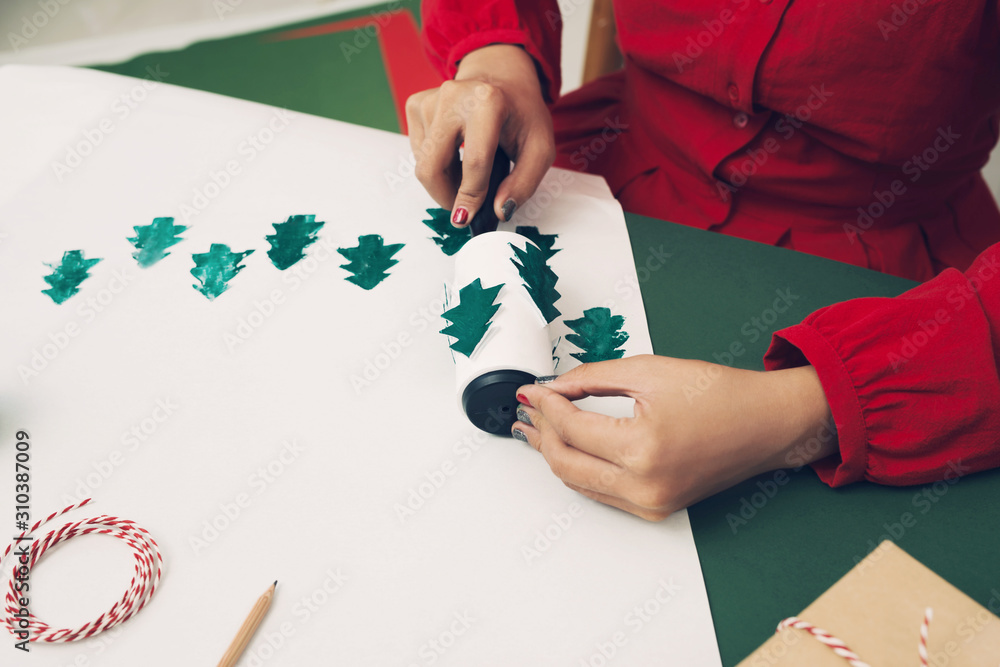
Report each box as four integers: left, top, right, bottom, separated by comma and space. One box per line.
451, 207, 469, 226
517, 393, 531, 407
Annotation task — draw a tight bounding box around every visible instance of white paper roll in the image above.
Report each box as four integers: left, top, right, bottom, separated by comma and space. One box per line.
450, 231, 555, 408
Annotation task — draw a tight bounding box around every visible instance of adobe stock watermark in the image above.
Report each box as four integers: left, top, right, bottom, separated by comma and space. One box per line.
189, 439, 304, 555
520, 501, 585, 565
877, 0, 930, 40
339, 2, 405, 63
224, 235, 343, 353
51, 65, 169, 182
61, 398, 179, 505
213, 0, 243, 20
725, 418, 838, 535
17, 266, 135, 386
405, 610, 476, 667
607, 243, 672, 305
682, 287, 800, 401
752, 585, 999, 665
578, 578, 681, 667
239, 566, 349, 666
509, 168, 577, 223
885, 252, 999, 371
543, 0, 591, 28
394, 429, 490, 523
49, 624, 126, 667
388, 81, 498, 192
179, 108, 294, 223
351, 288, 450, 394
671, 0, 754, 73
845, 126, 960, 243
7, 0, 74, 52
851, 459, 970, 560
717, 84, 833, 202
552, 244, 671, 366
746, 624, 810, 666
566, 116, 629, 172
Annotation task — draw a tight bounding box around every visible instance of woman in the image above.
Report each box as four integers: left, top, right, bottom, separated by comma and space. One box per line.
406, 0, 1000, 520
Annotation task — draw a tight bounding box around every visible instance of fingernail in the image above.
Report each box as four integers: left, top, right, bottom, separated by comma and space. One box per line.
451, 206, 469, 226
516, 408, 532, 426
535, 375, 558, 384
501, 198, 517, 221
512, 428, 528, 443
516, 393, 531, 407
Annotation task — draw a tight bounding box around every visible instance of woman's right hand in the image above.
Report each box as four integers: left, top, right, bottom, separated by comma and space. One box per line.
405, 44, 556, 227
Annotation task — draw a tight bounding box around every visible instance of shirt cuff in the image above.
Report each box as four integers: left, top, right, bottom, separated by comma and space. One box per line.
764, 322, 868, 486
444, 29, 561, 103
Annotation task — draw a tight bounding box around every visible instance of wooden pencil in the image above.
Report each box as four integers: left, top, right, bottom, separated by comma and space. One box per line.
217, 581, 277, 667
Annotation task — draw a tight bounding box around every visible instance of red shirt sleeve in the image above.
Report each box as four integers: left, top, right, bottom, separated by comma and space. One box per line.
420, 0, 563, 102
764, 242, 1000, 487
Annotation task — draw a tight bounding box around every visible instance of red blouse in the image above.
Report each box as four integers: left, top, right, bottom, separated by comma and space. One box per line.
421, 0, 1000, 486
422, 0, 1000, 281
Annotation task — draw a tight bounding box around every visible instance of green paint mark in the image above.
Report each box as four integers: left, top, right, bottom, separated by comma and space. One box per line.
338, 234, 404, 290
423, 207, 471, 256
515, 226, 560, 261
42, 250, 101, 304
266, 214, 326, 270
128, 216, 188, 268
191, 244, 254, 300
440, 278, 503, 358
565, 307, 629, 363
510, 241, 561, 323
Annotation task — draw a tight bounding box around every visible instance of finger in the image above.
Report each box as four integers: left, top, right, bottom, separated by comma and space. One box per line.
450, 103, 503, 227
416, 101, 464, 210
404, 90, 429, 155
516, 386, 635, 464
519, 399, 631, 492
563, 482, 671, 522
523, 357, 652, 402
495, 130, 555, 221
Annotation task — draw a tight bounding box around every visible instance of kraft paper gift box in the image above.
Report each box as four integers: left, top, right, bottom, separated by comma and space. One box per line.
738, 541, 1000, 666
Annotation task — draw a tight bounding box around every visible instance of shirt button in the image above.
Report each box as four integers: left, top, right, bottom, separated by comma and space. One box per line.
733, 112, 749, 129
727, 83, 740, 103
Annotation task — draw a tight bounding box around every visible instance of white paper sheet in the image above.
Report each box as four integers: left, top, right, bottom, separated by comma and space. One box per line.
0, 65, 721, 666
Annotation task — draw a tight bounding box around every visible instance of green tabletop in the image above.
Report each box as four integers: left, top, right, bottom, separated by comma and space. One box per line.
96, 4, 1000, 664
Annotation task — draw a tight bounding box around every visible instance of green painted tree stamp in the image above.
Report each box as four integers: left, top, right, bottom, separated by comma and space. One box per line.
423, 207, 471, 256
266, 214, 326, 270
510, 241, 561, 323
565, 307, 629, 363
515, 226, 560, 261
191, 244, 254, 300
440, 278, 504, 357
127, 216, 188, 268
42, 250, 101, 304
338, 234, 404, 290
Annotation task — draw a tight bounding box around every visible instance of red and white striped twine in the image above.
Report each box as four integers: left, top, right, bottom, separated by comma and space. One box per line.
918, 607, 933, 667
776, 607, 933, 667
776, 617, 871, 667
1, 499, 163, 643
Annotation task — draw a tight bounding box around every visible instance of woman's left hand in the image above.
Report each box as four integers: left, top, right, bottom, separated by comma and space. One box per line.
513, 355, 837, 521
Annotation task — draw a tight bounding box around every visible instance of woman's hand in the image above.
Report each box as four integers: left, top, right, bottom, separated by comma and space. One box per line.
513, 355, 837, 521
405, 44, 556, 226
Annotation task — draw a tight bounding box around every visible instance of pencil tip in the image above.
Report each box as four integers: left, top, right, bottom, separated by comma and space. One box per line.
273, 580, 278, 588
